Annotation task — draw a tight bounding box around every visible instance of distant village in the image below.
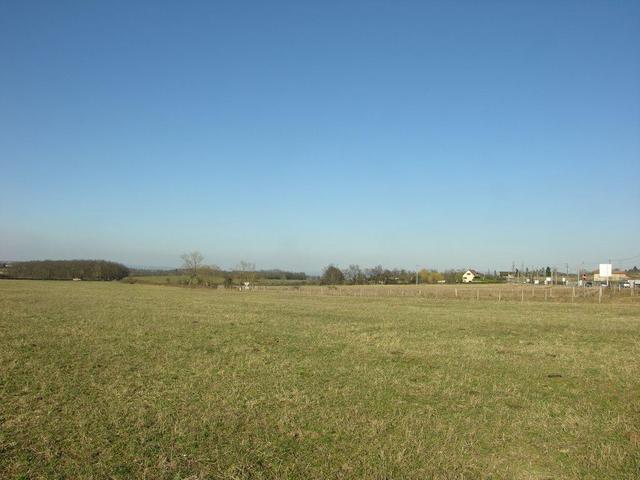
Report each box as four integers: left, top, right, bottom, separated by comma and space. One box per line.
463, 266, 639, 287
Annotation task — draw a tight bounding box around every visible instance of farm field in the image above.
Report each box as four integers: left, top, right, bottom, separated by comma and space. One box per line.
1, 280, 639, 479
260, 283, 639, 304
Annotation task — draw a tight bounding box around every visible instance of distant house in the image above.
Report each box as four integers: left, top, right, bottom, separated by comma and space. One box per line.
462, 269, 481, 283
499, 271, 515, 282
593, 271, 629, 283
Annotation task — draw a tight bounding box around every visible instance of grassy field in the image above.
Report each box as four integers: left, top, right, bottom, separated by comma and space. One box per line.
259, 283, 640, 304
124, 278, 640, 305
1, 280, 639, 479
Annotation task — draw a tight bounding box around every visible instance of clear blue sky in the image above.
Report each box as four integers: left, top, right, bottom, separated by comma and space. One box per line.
1, 1, 639, 273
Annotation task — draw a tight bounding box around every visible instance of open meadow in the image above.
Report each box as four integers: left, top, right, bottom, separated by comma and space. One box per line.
1, 280, 639, 479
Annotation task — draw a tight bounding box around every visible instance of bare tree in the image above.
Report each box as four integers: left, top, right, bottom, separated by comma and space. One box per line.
236, 261, 256, 283
343, 264, 364, 285
181, 251, 204, 277
237, 261, 255, 272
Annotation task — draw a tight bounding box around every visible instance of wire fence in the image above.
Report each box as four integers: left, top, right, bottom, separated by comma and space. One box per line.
248, 284, 639, 304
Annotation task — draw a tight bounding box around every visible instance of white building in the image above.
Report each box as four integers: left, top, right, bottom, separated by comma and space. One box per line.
462, 270, 481, 283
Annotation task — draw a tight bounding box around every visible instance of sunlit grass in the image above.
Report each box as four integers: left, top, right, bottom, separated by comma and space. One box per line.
1, 280, 638, 479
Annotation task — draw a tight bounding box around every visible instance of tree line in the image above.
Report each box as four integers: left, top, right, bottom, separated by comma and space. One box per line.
176, 253, 306, 282
176, 252, 495, 287
321, 265, 481, 285
4, 260, 130, 281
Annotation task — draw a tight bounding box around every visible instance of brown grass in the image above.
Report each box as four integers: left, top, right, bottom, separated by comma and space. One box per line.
1, 280, 639, 479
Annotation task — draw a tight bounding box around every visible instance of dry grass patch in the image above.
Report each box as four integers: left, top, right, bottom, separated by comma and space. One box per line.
0, 280, 639, 479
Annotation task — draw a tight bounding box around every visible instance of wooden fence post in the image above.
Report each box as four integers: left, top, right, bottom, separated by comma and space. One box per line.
599, 286, 602, 304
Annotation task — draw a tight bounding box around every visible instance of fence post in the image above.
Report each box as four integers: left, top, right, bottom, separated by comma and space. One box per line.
521, 290, 524, 303
572, 287, 575, 303
455, 288, 458, 299
498, 291, 501, 303
599, 286, 602, 304
477, 289, 479, 301
545, 290, 547, 302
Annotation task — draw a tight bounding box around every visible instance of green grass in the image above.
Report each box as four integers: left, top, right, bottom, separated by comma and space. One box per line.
1, 280, 639, 479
